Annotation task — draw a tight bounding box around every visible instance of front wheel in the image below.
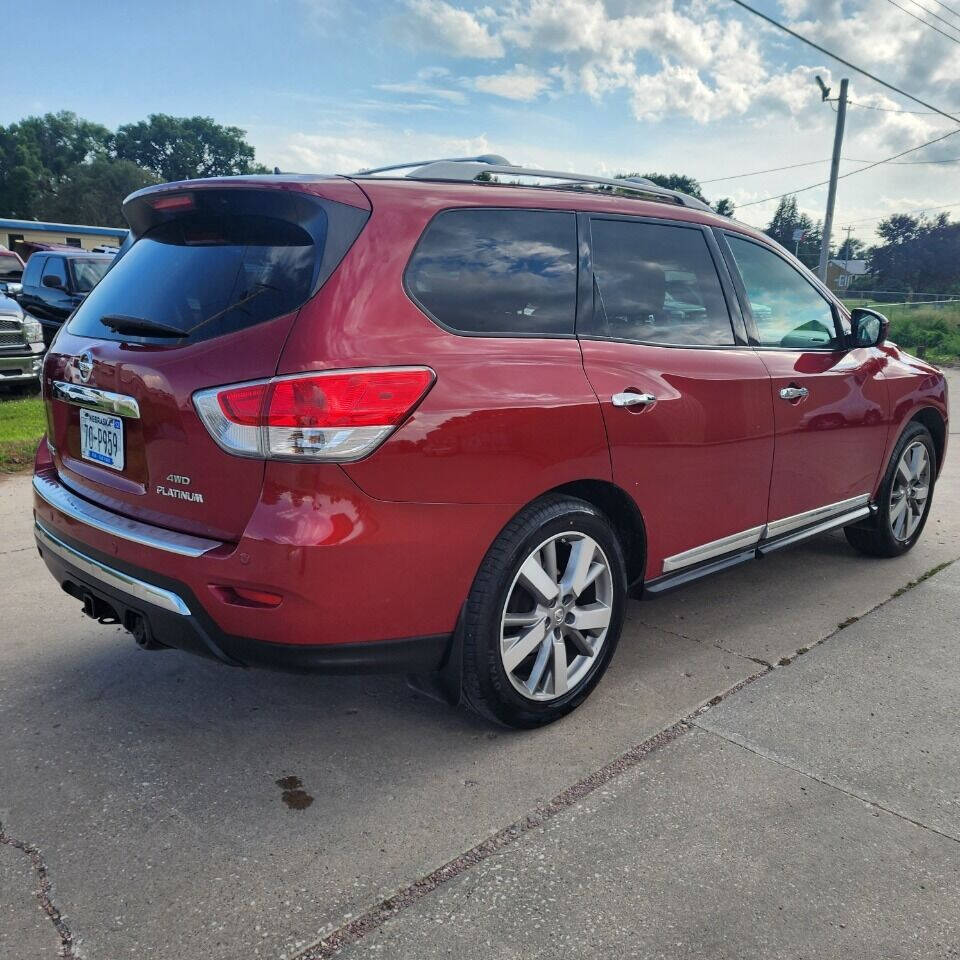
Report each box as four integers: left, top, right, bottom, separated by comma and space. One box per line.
845, 421, 937, 558
461, 495, 628, 728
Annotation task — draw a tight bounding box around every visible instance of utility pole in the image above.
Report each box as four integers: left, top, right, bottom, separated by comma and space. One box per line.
818, 77, 848, 282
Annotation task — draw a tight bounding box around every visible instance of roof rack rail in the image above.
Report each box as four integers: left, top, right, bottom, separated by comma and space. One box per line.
349, 156, 713, 212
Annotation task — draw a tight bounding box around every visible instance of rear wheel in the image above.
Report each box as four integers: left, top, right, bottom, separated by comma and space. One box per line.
845, 422, 936, 558
461, 495, 627, 728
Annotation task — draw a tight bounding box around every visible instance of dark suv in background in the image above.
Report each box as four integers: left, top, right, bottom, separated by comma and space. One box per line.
19, 250, 113, 344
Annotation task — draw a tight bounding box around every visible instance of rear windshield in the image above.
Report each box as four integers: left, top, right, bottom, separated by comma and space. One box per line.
70, 258, 110, 293
0, 254, 22, 280
67, 212, 322, 344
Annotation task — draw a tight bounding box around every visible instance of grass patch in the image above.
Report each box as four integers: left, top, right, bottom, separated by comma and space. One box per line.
0, 393, 44, 474
843, 300, 960, 364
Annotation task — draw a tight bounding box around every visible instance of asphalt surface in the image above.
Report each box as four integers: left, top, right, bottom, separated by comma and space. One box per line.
0, 368, 957, 959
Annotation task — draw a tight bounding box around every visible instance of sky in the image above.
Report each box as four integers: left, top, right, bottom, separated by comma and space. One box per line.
4, 0, 960, 245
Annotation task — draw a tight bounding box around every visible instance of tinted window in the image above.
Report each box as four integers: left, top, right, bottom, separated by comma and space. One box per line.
406, 209, 577, 335
41, 257, 68, 287
70, 258, 110, 293
68, 213, 321, 344
586, 219, 734, 346
726, 235, 840, 349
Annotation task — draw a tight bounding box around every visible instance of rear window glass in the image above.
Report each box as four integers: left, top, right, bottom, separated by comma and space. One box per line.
405, 208, 577, 336
0, 254, 22, 279
67, 213, 322, 344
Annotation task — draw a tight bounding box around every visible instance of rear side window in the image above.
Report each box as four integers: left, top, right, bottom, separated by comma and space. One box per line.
68, 213, 320, 344
22, 255, 43, 287
585, 219, 735, 346
405, 208, 577, 336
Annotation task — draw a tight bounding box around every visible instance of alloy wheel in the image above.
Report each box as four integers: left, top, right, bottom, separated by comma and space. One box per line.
500, 531, 614, 701
889, 440, 931, 542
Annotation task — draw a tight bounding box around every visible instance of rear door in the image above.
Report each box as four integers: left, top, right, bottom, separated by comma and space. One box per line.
43, 180, 370, 542
577, 214, 775, 582
719, 232, 889, 532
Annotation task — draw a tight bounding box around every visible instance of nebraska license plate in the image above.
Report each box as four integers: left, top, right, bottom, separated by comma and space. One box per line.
80, 408, 124, 471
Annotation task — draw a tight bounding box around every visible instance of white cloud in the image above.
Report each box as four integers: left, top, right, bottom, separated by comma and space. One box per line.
473, 64, 552, 100
376, 65, 468, 103
399, 0, 504, 58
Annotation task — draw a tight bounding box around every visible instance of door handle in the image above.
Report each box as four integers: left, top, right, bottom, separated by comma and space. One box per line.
779, 386, 809, 401
611, 391, 657, 408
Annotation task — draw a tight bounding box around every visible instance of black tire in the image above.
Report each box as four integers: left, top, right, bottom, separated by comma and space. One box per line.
844, 421, 937, 558
461, 495, 628, 728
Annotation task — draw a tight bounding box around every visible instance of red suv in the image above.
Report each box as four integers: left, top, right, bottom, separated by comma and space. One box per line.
33, 157, 948, 727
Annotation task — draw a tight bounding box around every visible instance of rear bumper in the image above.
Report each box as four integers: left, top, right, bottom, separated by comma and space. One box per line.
35, 519, 450, 673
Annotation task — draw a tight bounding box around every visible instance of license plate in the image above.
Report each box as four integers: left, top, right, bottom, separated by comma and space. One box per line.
80, 408, 124, 471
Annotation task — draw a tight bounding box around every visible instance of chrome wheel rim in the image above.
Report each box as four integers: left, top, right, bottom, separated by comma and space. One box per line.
889, 441, 931, 542
500, 531, 614, 702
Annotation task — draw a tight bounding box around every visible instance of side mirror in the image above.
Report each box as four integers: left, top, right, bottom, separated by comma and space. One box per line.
850, 307, 889, 349
42, 274, 64, 289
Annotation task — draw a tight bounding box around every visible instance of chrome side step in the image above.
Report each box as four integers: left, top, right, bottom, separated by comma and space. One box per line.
645, 501, 876, 596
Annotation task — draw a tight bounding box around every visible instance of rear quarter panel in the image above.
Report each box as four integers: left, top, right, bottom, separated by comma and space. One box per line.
277, 182, 612, 505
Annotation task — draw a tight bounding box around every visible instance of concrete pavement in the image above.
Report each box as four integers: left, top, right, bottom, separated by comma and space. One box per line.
0, 369, 957, 959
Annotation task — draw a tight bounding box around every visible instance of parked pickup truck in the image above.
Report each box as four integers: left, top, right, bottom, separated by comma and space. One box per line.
0, 293, 44, 386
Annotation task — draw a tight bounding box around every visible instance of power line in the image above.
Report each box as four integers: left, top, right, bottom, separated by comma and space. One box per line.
882, 0, 960, 45
737, 125, 960, 207
902, 0, 960, 33
847, 99, 937, 115
929, 0, 960, 20
840, 200, 960, 226
726, 0, 960, 123
703, 154, 960, 184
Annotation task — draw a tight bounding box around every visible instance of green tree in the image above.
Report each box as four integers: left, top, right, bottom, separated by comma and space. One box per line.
112, 114, 268, 182
40, 158, 159, 227
713, 197, 735, 217
618, 171, 707, 203
0, 111, 111, 218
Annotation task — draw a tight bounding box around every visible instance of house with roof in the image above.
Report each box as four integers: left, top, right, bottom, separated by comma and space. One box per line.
826, 258, 869, 291
0, 218, 128, 259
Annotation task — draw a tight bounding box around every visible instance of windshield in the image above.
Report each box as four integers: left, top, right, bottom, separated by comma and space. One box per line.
67, 213, 322, 344
0, 254, 22, 280
70, 259, 111, 293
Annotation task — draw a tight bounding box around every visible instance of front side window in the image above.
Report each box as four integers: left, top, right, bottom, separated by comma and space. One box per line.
585, 219, 734, 346
70, 259, 110, 293
726, 234, 840, 350
41, 257, 68, 288
405, 208, 577, 336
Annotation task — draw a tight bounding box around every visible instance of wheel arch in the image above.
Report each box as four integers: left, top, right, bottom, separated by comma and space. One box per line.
547, 479, 647, 588
909, 406, 947, 475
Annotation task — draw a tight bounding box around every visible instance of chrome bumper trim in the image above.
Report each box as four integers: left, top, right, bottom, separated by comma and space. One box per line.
662, 524, 765, 573
35, 520, 191, 616
51, 380, 141, 419
33, 473, 222, 558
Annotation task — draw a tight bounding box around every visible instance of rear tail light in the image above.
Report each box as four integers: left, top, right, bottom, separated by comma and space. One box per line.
193, 367, 435, 462
148, 192, 195, 211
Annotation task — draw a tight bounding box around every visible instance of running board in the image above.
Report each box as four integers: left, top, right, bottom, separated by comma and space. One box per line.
643, 503, 876, 597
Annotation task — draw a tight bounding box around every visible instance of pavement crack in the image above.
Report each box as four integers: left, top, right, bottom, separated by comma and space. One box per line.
0, 820, 76, 958
633, 619, 773, 669
694, 726, 960, 847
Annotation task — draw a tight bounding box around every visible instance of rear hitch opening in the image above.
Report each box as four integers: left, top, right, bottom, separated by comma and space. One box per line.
81, 592, 120, 625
